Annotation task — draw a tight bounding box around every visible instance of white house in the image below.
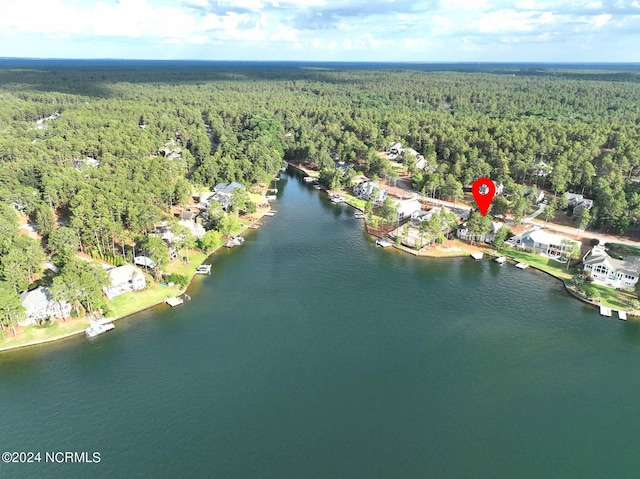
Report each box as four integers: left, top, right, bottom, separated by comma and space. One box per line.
535, 161, 553, 177
583, 246, 640, 289
103, 264, 146, 299
396, 199, 422, 222
513, 228, 581, 262
19, 286, 72, 326
353, 181, 387, 204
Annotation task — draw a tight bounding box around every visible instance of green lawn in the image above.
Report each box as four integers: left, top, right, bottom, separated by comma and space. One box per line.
581, 283, 637, 310
0, 318, 90, 350
343, 193, 367, 211
108, 283, 183, 318
500, 248, 575, 280
166, 251, 208, 277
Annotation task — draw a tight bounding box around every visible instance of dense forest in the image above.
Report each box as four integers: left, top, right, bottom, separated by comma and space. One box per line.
1, 61, 640, 318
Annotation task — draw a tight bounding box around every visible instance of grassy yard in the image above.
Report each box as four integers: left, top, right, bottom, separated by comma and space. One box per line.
0, 318, 90, 350
108, 283, 183, 318
500, 247, 576, 280
343, 193, 367, 211
166, 251, 208, 277
581, 283, 637, 310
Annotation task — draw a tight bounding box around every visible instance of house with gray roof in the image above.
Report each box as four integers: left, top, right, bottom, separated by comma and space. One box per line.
19, 286, 72, 326
583, 246, 640, 289
212, 182, 246, 210
512, 228, 580, 262
565, 192, 593, 216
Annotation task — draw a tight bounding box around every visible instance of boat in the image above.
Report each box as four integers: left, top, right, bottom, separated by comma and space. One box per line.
274, 176, 280, 181
515, 262, 529, 269
471, 252, 483, 260
280, 166, 286, 172
313, 184, 322, 190
354, 212, 365, 219
195, 264, 211, 274
495, 256, 507, 265
85, 322, 115, 338
376, 239, 393, 248
225, 235, 245, 248
265, 195, 277, 201
303, 176, 316, 183
264, 211, 276, 216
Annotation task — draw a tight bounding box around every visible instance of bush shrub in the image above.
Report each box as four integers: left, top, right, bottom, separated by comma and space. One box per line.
167, 273, 189, 288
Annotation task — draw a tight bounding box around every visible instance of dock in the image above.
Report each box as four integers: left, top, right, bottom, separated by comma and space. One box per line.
599, 306, 612, 317
195, 264, 211, 274
313, 184, 322, 190
376, 239, 394, 248
264, 211, 276, 216
495, 256, 507, 265
86, 322, 115, 338
515, 262, 530, 269
265, 195, 277, 201
165, 296, 184, 307
354, 212, 365, 219
303, 176, 316, 183
470, 252, 483, 260
617, 310, 627, 320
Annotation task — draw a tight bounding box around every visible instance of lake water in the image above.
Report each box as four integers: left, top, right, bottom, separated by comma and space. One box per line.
2, 170, 640, 478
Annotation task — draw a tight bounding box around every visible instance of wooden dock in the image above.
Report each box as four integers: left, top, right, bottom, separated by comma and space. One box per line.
515, 262, 529, 269
376, 239, 393, 248
495, 256, 507, 265
600, 306, 612, 317
165, 296, 184, 307
470, 252, 483, 260
617, 310, 627, 320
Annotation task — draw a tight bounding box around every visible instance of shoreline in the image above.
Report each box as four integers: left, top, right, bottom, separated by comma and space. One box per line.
0, 204, 273, 353
288, 160, 639, 317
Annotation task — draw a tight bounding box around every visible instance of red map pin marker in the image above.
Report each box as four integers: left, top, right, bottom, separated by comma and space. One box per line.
471, 177, 495, 216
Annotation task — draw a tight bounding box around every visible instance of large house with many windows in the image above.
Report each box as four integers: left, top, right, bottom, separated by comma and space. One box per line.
583, 246, 640, 289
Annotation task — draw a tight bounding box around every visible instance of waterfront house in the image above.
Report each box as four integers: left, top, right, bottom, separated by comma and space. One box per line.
396, 199, 422, 222
565, 192, 593, 216
134, 255, 156, 269
457, 220, 504, 243
212, 182, 246, 211
513, 228, 580, 262
19, 286, 72, 326
411, 207, 442, 227
103, 264, 146, 299
583, 246, 640, 289
353, 181, 388, 204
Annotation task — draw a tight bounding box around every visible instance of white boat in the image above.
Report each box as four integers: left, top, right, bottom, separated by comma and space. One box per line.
196, 264, 212, 274
495, 256, 507, 265
376, 239, 393, 248
515, 262, 529, 269
86, 322, 115, 338
280, 166, 286, 172
265, 195, 277, 201
313, 184, 322, 190
303, 176, 316, 183
355, 212, 365, 219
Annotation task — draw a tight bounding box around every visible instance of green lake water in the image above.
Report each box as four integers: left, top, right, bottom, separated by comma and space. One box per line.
2, 169, 640, 478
